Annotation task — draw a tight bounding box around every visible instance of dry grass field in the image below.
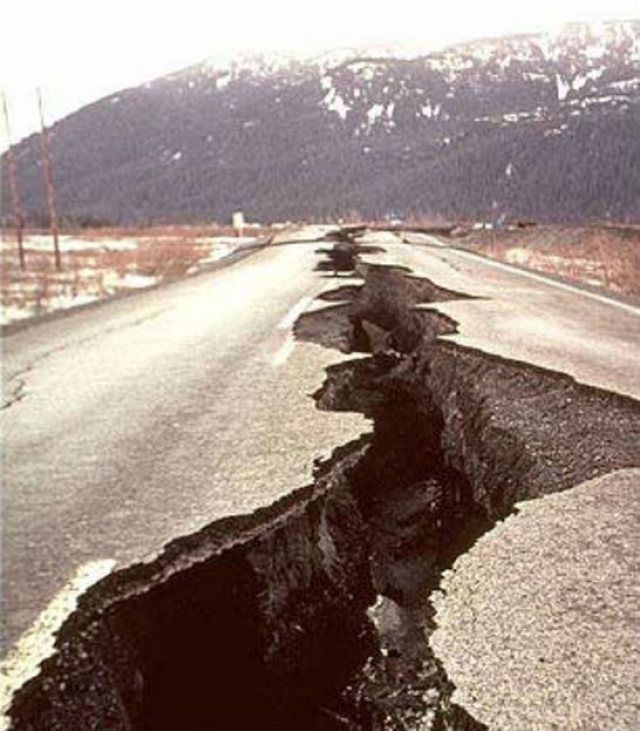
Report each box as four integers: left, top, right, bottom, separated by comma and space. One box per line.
452, 224, 640, 299
1, 225, 269, 326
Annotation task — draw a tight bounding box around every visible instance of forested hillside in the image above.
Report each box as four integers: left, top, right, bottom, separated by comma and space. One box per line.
3, 20, 640, 225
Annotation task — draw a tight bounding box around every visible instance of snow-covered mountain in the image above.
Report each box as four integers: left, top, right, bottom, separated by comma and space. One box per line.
4, 20, 640, 225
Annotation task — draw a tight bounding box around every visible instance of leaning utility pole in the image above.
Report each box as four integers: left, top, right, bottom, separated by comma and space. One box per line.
2, 92, 26, 270
36, 87, 61, 270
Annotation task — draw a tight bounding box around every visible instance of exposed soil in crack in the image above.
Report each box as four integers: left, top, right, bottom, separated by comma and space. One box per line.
5, 230, 639, 731
300, 240, 638, 728
297, 261, 470, 355
6, 472, 377, 731
313, 246, 386, 276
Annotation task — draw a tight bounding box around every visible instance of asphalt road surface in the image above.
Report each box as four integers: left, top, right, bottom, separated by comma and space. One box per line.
431, 468, 640, 731
2, 227, 638, 696
379, 231, 639, 398
2, 227, 367, 654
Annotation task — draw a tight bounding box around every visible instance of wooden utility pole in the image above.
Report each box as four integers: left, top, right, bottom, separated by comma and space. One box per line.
36, 87, 61, 270
2, 92, 26, 270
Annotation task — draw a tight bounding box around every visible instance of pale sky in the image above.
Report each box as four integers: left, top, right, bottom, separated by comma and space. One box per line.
1, 0, 639, 147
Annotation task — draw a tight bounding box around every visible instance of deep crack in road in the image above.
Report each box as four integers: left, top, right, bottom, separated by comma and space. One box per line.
3, 229, 639, 730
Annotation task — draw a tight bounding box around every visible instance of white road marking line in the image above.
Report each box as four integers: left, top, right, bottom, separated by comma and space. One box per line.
450, 248, 640, 315
405, 234, 640, 316
271, 334, 296, 367
1, 559, 116, 727
276, 296, 314, 330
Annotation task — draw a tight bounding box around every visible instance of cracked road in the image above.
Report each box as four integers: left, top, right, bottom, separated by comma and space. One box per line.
384, 231, 639, 399
2, 226, 638, 698
2, 228, 367, 655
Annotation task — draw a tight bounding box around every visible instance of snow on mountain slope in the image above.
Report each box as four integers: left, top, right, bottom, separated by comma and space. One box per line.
3, 20, 639, 225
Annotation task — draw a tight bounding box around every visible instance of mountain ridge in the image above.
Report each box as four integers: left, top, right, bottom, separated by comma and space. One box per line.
3, 20, 639, 226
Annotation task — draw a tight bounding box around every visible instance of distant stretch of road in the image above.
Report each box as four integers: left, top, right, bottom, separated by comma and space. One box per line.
2, 227, 638, 674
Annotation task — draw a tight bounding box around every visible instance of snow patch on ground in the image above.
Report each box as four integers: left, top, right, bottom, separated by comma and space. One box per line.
1, 235, 255, 326
323, 88, 351, 119
365, 103, 385, 130
556, 74, 571, 101
610, 77, 640, 91
575, 94, 629, 108
573, 67, 605, 90
118, 273, 158, 289
346, 61, 380, 81
585, 42, 608, 60
0, 236, 139, 253
421, 101, 441, 119
216, 73, 232, 90
544, 123, 569, 137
